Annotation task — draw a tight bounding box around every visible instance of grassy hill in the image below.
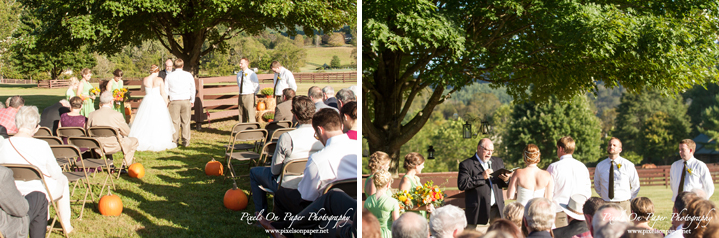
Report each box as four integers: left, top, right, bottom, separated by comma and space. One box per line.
300, 46, 356, 72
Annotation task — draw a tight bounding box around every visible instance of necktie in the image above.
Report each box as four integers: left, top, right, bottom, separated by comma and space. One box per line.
678, 161, 687, 194
608, 160, 614, 199
239, 72, 245, 94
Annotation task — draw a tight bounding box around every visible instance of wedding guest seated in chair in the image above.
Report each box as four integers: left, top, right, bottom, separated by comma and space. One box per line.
87, 91, 139, 171
0, 106, 73, 235
0, 164, 48, 238
58, 96, 88, 145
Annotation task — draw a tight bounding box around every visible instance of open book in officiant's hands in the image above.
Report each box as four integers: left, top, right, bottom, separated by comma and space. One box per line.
491, 167, 517, 178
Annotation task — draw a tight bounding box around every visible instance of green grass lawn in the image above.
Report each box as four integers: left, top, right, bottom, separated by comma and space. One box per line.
301, 46, 356, 72
0, 83, 357, 237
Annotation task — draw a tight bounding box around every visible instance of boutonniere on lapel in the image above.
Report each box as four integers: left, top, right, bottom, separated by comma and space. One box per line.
687, 168, 695, 176
244, 73, 248, 78
616, 163, 622, 169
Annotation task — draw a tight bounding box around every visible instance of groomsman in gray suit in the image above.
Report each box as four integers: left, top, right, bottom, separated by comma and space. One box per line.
237, 58, 259, 123
164, 59, 196, 146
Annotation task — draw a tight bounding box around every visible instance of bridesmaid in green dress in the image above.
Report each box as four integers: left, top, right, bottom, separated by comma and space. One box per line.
65, 77, 79, 100
398, 152, 433, 217
364, 170, 399, 238
77, 68, 95, 117
107, 69, 126, 117
365, 151, 391, 198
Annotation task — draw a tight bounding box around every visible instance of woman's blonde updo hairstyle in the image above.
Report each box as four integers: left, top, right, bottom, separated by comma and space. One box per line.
368, 151, 391, 174
373, 170, 392, 188
523, 144, 541, 165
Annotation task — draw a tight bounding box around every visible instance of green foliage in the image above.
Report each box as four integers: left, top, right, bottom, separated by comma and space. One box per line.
505, 95, 602, 168
621, 151, 644, 166
271, 42, 306, 72
293, 35, 305, 48
330, 55, 341, 68
263, 112, 275, 120
640, 111, 689, 165
260, 88, 274, 96
19, 0, 355, 74
0, 0, 20, 78
612, 90, 691, 164
363, 0, 719, 168
400, 117, 480, 173
684, 83, 719, 137
700, 95, 719, 151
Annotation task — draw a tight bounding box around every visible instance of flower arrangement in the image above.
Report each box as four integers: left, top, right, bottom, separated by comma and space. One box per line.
261, 87, 274, 97
90, 87, 101, 97
113, 88, 130, 109
392, 181, 445, 212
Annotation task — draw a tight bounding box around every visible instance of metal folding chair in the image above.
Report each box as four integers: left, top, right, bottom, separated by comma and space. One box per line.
56, 127, 87, 143
225, 129, 267, 178
50, 145, 94, 219
34, 136, 63, 146
264, 120, 293, 141
225, 122, 262, 152
259, 158, 308, 196
87, 126, 127, 179
35, 127, 52, 137
68, 137, 116, 197
2, 164, 69, 238
269, 128, 295, 142
323, 178, 358, 199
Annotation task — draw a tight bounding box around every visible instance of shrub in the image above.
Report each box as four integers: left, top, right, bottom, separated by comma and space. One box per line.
331, 56, 341, 68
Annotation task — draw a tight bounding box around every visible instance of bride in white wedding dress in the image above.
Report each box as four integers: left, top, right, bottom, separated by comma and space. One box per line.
506, 144, 554, 206
129, 65, 177, 151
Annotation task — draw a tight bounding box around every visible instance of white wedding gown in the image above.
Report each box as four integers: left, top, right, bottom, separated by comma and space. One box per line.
129, 87, 177, 151
516, 186, 546, 206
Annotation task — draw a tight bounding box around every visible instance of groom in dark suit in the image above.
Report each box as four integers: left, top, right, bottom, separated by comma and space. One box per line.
458, 138, 512, 230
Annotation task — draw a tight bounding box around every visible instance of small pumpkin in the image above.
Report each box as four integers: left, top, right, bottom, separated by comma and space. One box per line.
224, 183, 249, 211
98, 193, 123, 216
256, 101, 266, 111
128, 163, 145, 178
205, 159, 223, 176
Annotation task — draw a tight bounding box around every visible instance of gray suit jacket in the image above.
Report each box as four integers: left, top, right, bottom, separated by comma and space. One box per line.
274, 100, 293, 122
0, 165, 30, 238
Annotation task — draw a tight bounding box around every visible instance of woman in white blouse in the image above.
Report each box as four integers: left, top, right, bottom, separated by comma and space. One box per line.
0, 106, 73, 235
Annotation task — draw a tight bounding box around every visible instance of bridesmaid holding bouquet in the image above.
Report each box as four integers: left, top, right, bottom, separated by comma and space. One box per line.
76, 68, 96, 117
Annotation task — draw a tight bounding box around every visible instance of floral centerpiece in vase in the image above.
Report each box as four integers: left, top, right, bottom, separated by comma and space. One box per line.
392, 181, 446, 212
113, 87, 130, 109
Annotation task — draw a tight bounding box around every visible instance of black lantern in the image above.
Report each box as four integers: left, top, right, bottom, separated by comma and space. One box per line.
427, 146, 435, 160
463, 120, 493, 139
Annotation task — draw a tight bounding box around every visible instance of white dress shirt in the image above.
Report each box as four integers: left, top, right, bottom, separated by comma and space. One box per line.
272, 67, 297, 96
164, 69, 196, 103
594, 156, 640, 202
237, 69, 259, 95
670, 157, 714, 202
547, 154, 592, 211
475, 154, 495, 206
297, 134, 358, 201
664, 224, 684, 238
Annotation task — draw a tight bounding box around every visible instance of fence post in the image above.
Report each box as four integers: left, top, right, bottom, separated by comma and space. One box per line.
194, 77, 205, 130
665, 168, 670, 188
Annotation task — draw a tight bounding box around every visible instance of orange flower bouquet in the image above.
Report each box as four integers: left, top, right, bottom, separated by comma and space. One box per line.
113, 88, 130, 109
392, 181, 445, 212
90, 87, 100, 97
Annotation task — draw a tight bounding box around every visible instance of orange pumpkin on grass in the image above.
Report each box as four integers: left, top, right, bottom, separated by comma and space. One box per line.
224, 183, 248, 211
99, 193, 123, 216
128, 163, 145, 178
205, 159, 223, 176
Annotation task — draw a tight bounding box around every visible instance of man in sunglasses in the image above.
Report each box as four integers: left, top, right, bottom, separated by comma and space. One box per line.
249, 96, 324, 219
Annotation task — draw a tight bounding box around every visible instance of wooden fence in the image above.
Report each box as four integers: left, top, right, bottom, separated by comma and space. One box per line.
37, 80, 70, 89
362, 164, 719, 209
0, 78, 35, 84
125, 72, 357, 129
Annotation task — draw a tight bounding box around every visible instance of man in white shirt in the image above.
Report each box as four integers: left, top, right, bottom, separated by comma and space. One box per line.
164, 59, 196, 146
272, 108, 357, 219
248, 96, 323, 216
546, 136, 592, 228
236, 58, 259, 123
594, 137, 640, 216
670, 139, 714, 202
270, 61, 297, 103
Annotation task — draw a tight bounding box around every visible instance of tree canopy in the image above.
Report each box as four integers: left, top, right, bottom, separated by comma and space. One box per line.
363, 0, 719, 167
20, 0, 355, 74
